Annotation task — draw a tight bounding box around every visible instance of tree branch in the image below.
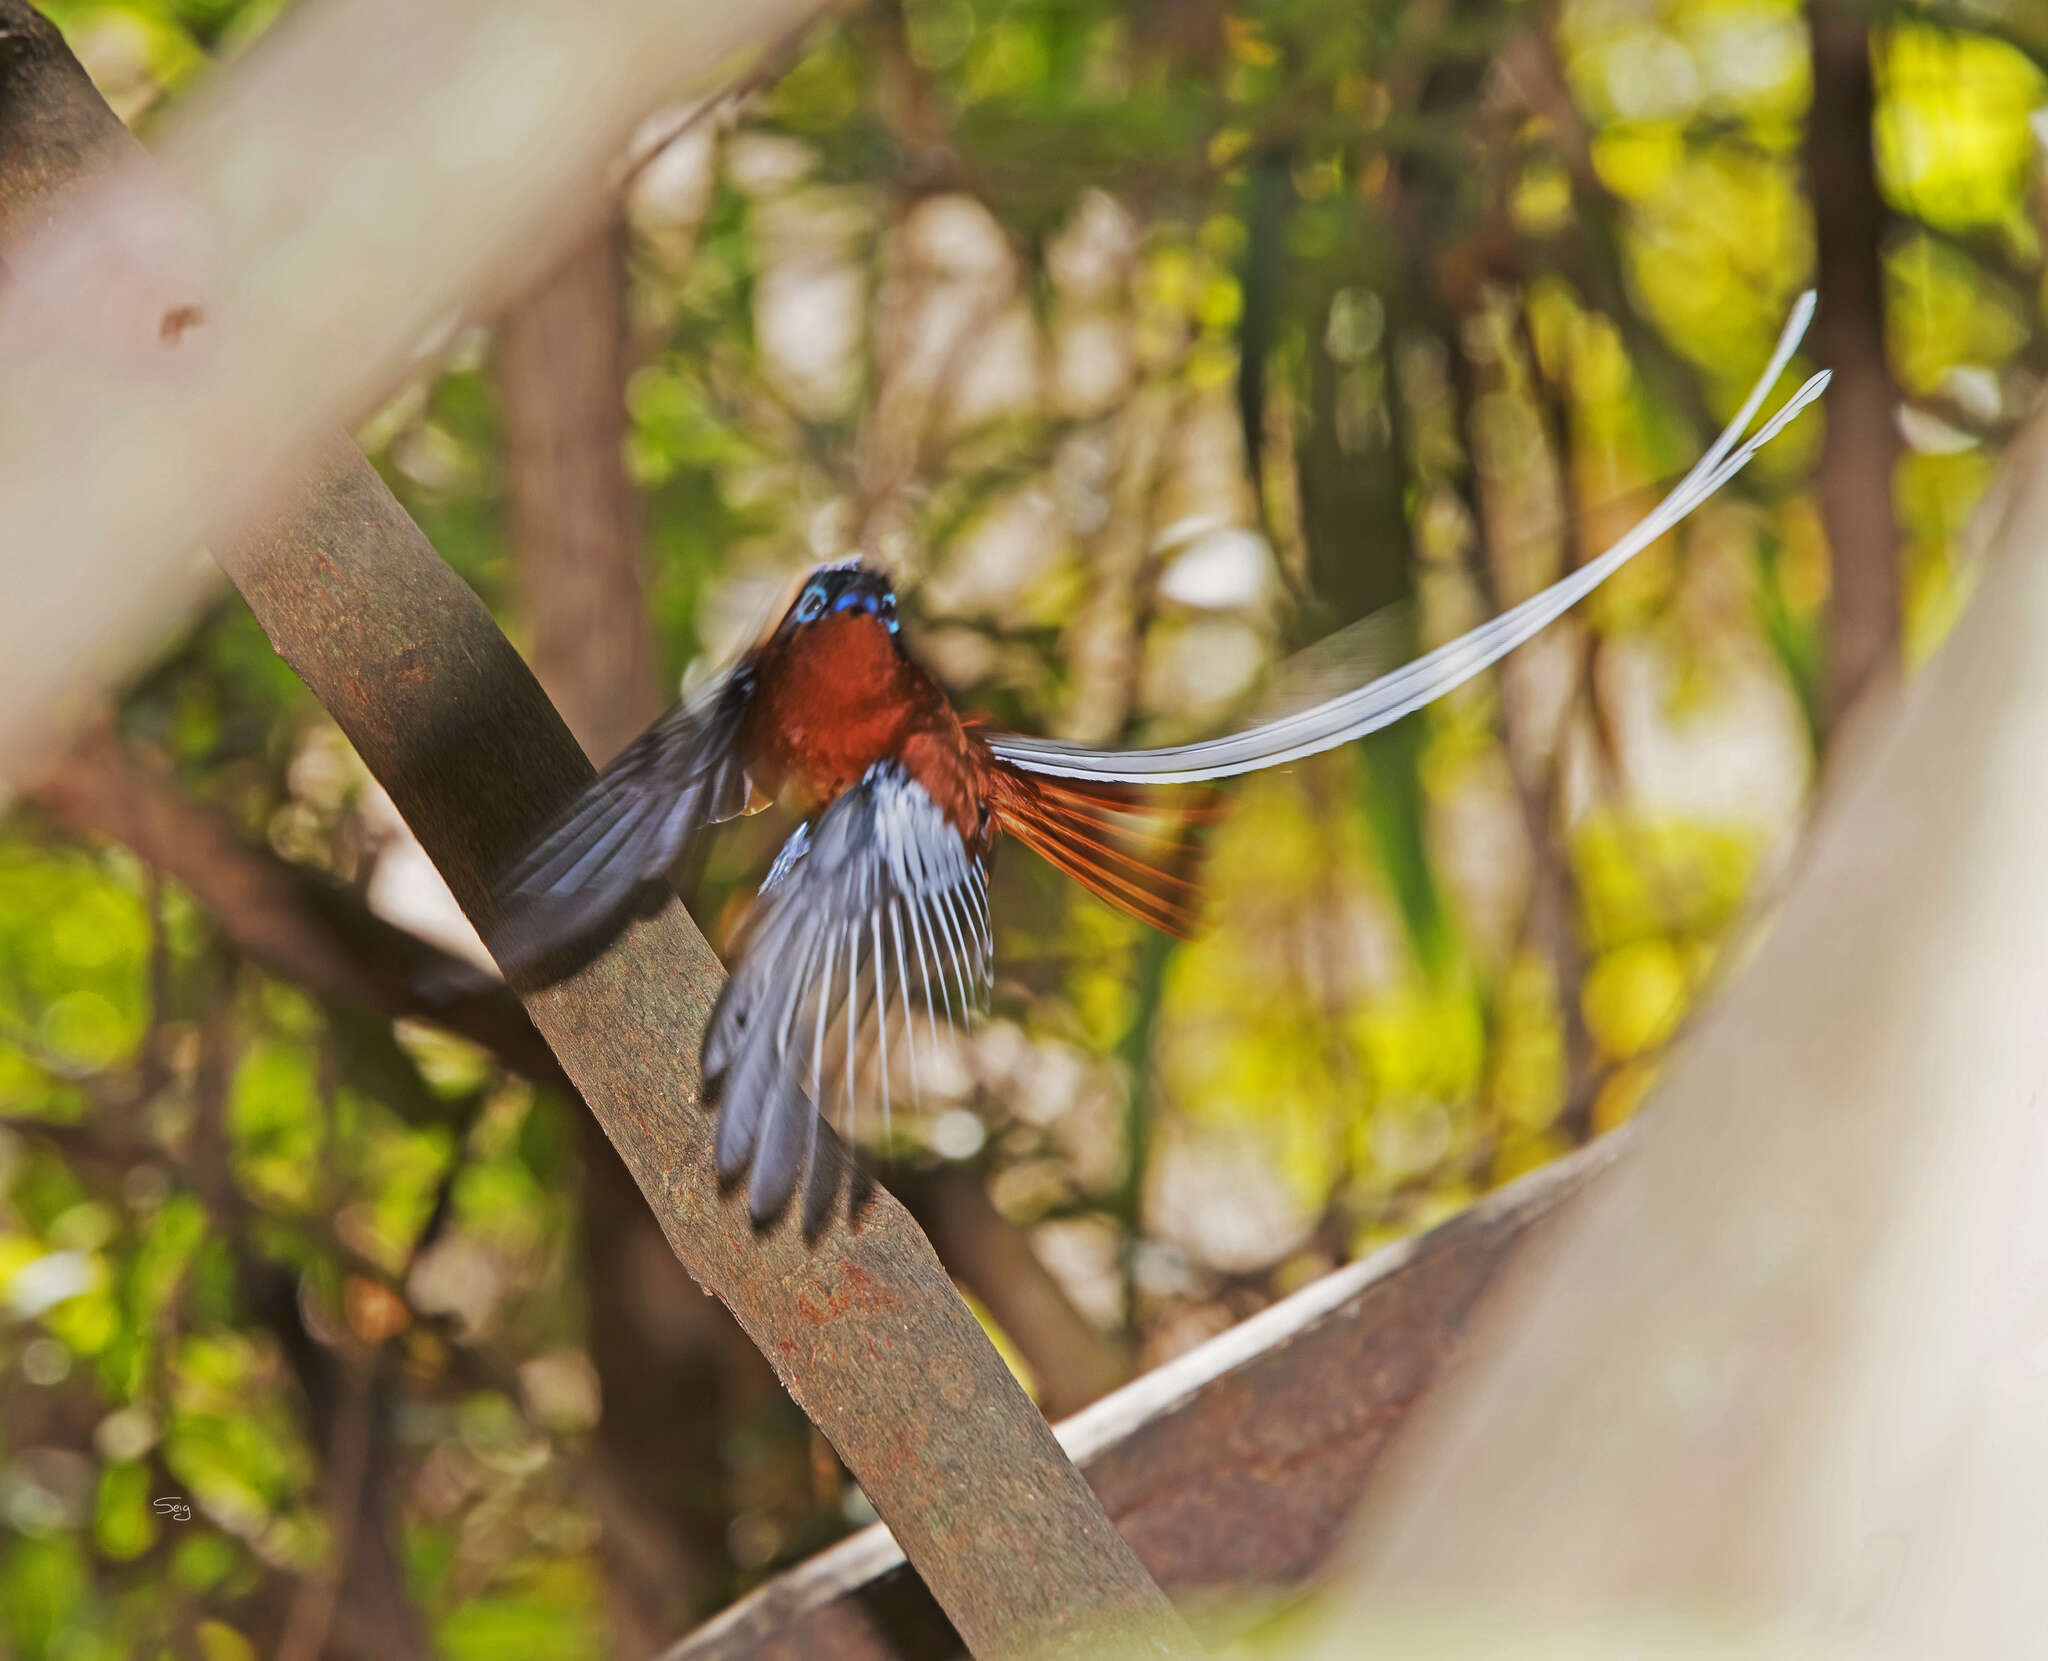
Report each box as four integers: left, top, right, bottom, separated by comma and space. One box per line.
499, 221, 665, 764
1490, 26, 1723, 446
0, 18, 1193, 1657
240, 1259, 436, 1661
32, 720, 1140, 1442
29, 721, 566, 1088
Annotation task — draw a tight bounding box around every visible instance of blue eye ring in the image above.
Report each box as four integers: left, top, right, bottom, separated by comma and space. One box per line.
795, 584, 827, 622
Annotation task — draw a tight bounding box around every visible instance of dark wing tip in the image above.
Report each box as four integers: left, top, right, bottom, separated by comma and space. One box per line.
737, 1070, 818, 1230
706, 999, 842, 1235
707, 1066, 849, 1239
799, 1129, 845, 1240
486, 875, 673, 987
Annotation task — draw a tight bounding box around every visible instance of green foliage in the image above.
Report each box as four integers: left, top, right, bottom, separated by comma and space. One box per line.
3, 1535, 93, 1661
229, 1039, 324, 1210
434, 1566, 608, 1661
0, 845, 152, 1077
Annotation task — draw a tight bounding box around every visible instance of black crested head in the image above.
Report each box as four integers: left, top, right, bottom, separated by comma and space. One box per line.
778, 559, 899, 637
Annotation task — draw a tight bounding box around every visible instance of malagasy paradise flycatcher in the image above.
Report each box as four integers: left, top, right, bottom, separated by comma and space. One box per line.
488, 295, 1829, 1233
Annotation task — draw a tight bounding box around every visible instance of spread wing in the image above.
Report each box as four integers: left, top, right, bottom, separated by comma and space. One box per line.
705, 760, 991, 1231
488, 669, 756, 980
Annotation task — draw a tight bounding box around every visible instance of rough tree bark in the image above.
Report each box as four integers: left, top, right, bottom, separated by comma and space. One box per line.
0, 12, 1194, 1658
1807, 0, 1901, 731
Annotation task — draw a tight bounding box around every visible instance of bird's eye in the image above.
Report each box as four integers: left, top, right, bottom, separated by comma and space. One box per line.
796, 585, 827, 623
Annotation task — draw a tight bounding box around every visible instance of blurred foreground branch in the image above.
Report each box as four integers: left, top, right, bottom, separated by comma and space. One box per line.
1300, 372, 2048, 1654
0, 22, 1193, 1654
0, 0, 821, 789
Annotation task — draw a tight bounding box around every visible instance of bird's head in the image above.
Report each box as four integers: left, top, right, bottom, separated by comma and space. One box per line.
776, 559, 899, 639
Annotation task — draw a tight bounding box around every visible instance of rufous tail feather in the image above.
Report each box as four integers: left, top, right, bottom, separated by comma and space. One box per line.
984, 766, 1213, 939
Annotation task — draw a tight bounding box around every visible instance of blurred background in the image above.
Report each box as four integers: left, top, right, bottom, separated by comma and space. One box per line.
0, 0, 2033, 1654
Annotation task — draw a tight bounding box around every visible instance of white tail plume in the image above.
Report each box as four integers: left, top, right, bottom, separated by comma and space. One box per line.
989, 292, 1830, 785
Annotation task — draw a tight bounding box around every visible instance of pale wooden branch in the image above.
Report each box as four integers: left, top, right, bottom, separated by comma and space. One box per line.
659, 1141, 1616, 1660
0, 0, 830, 789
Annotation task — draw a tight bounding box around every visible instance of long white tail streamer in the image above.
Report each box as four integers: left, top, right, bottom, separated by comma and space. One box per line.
989, 292, 1830, 785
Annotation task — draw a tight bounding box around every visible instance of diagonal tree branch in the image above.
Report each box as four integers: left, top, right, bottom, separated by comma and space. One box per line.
225, 433, 1196, 1661
0, 17, 1193, 1656
31, 720, 1138, 1425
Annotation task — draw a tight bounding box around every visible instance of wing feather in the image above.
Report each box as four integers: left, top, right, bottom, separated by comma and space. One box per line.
705, 760, 990, 1230
488, 670, 755, 980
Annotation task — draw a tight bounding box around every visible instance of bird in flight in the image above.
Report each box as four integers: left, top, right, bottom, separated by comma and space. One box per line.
488, 296, 1828, 1233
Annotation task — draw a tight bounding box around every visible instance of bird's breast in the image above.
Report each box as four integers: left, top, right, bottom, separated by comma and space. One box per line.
740, 615, 980, 839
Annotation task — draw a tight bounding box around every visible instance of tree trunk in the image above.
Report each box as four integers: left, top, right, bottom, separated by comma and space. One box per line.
1808, 2, 1901, 732
498, 225, 664, 764
498, 226, 777, 1651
